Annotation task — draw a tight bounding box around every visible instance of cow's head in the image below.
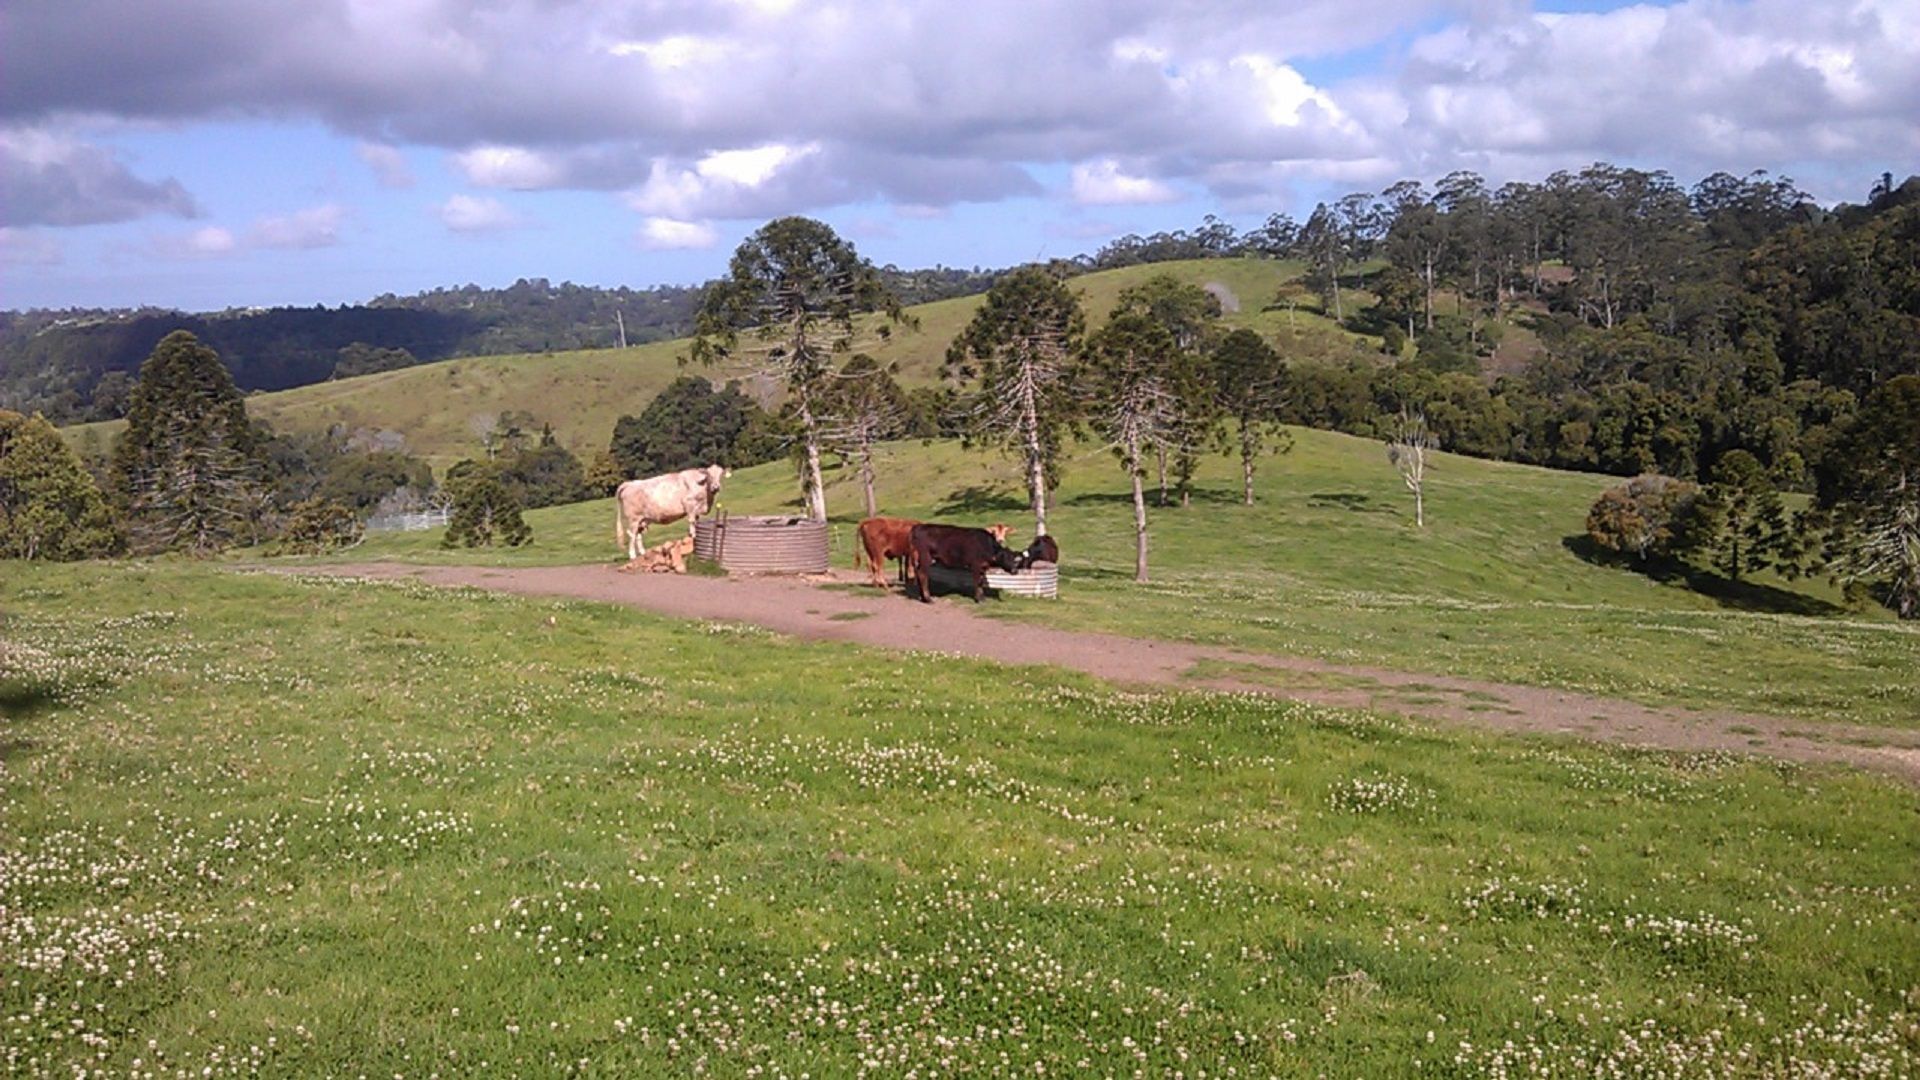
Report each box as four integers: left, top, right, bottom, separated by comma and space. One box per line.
990, 540, 1022, 574
987, 523, 1010, 544
703, 463, 727, 492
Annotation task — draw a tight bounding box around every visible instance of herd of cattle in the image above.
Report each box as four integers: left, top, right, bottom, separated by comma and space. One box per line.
611, 463, 1059, 602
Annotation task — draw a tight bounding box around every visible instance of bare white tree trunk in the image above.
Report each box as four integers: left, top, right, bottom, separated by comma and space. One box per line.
796, 383, 828, 521
859, 442, 877, 519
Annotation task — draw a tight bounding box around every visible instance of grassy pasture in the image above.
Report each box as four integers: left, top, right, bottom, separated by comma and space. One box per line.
2, 562, 1915, 1076
332, 427, 1920, 730
60, 259, 1371, 470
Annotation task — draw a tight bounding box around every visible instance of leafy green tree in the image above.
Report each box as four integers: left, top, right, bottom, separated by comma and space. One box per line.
818, 354, 910, 519
1084, 313, 1179, 582
499, 441, 587, 509
608, 376, 767, 477
1210, 330, 1293, 505
1817, 375, 1920, 617
1701, 449, 1786, 580
318, 451, 433, 513
332, 343, 417, 380
944, 265, 1086, 536
111, 330, 266, 554
0, 410, 122, 560
441, 463, 530, 548
693, 217, 906, 521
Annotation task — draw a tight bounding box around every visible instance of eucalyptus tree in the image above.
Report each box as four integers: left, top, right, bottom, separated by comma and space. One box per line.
692, 217, 905, 521
943, 265, 1086, 536
1084, 313, 1180, 582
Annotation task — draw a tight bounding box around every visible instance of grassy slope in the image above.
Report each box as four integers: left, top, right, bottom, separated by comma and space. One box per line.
61, 259, 1373, 469
3, 563, 1914, 1076
326, 428, 1919, 729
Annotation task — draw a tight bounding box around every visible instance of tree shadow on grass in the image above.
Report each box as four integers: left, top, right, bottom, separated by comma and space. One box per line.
1065, 487, 1243, 508
935, 485, 1028, 516
0, 681, 63, 725
1307, 492, 1394, 514
1560, 534, 1843, 617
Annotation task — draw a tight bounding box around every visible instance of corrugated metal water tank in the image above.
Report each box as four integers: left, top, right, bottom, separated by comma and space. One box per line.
926, 562, 1059, 599
693, 515, 830, 574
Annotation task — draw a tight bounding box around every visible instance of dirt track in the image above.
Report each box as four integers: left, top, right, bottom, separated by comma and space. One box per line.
295, 562, 1920, 785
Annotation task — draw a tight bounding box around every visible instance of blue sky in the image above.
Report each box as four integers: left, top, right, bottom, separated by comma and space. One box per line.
3, 0, 1915, 312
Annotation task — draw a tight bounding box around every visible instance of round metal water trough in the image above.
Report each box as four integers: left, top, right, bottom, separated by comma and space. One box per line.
926, 562, 1059, 599
693, 514, 830, 574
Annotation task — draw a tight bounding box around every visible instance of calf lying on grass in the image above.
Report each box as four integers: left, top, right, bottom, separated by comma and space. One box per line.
908, 523, 1022, 603
618, 535, 695, 574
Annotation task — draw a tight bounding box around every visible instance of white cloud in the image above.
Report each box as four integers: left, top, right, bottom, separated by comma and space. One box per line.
145, 225, 238, 261
627, 143, 820, 219
637, 217, 717, 249
0, 126, 196, 226
1071, 160, 1179, 205
438, 194, 523, 233
453, 145, 563, 190
356, 142, 414, 189
249, 204, 344, 249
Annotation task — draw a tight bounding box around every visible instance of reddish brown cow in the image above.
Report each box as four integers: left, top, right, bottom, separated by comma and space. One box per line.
854, 516, 921, 587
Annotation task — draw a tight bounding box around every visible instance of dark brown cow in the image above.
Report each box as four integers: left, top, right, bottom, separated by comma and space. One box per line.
908, 523, 1022, 603
854, 516, 921, 587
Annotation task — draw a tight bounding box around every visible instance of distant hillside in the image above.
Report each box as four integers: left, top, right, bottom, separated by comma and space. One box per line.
2, 266, 1009, 426
61, 259, 1371, 468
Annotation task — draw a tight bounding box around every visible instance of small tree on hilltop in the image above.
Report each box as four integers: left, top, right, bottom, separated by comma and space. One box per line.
1210, 329, 1293, 506
944, 265, 1086, 537
693, 217, 906, 521
0, 409, 123, 560
1084, 313, 1180, 583
441, 463, 530, 548
112, 330, 266, 554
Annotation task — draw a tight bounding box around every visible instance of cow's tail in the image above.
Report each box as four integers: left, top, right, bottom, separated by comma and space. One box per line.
613, 486, 627, 552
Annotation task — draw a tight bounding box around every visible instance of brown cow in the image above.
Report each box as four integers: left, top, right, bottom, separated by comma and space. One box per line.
908, 523, 1022, 603
854, 516, 921, 587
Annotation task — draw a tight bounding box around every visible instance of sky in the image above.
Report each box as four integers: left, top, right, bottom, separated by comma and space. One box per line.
2, 0, 1916, 312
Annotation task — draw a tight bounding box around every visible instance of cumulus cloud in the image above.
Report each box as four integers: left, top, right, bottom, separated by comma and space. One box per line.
438, 194, 523, 233
145, 225, 239, 261
1071, 160, 1180, 205
249, 204, 344, 249
637, 217, 718, 250
0, 127, 196, 226
3, 0, 1914, 225
356, 142, 413, 188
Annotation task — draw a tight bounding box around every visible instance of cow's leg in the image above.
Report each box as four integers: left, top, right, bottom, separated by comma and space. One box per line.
972, 565, 986, 602
914, 551, 933, 604
630, 523, 646, 560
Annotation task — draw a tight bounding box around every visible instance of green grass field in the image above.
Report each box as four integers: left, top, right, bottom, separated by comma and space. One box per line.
3, 563, 1914, 1076
60, 259, 1374, 471
322, 427, 1920, 730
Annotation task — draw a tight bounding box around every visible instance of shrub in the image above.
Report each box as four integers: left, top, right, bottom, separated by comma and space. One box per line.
274, 497, 364, 555
442, 467, 530, 548
1586, 474, 1704, 561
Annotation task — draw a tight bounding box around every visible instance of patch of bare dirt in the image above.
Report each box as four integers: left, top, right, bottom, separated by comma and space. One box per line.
288, 562, 1920, 785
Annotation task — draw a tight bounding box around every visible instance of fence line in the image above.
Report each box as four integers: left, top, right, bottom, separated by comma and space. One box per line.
365, 508, 451, 533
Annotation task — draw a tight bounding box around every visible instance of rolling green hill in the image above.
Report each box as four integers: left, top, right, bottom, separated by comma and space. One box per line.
62, 259, 1376, 468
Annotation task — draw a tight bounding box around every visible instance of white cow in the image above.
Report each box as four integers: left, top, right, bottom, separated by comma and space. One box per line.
614, 464, 727, 559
